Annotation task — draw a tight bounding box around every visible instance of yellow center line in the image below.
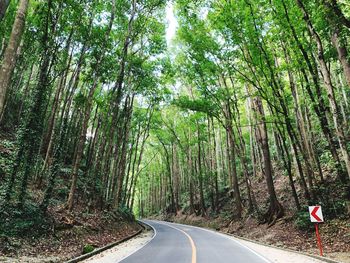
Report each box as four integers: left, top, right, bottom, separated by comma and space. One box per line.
160, 222, 197, 263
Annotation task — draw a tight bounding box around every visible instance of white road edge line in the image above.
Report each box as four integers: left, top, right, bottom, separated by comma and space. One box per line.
164, 220, 272, 263
117, 220, 157, 263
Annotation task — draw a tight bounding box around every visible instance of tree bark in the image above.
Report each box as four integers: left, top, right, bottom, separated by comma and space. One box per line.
114, 95, 134, 208
252, 96, 284, 225
331, 30, 350, 88
0, 0, 29, 120
225, 105, 242, 219
197, 124, 206, 217
0, 0, 10, 21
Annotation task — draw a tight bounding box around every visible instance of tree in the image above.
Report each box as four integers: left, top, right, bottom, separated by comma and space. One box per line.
0, 0, 29, 120
0, 0, 10, 21
252, 96, 284, 224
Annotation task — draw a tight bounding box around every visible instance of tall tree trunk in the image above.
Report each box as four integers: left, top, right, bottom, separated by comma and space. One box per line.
40, 76, 65, 179
276, 124, 301, 210
0, 0, 29, 120
17, 63, 34, 122
197, 125, 206, 217
225, 111, 242, 218
331, 30, 350, 88
172, 143, 180, 213
252, 96, 284, 225
0, 0, 10, 21
210, 117, 220, 213
159, 140, 176, 213
188, 144, 195, 214
114, 95, 134, 208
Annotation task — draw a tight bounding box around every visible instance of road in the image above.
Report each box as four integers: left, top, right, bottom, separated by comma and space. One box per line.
120, 220, 270, 263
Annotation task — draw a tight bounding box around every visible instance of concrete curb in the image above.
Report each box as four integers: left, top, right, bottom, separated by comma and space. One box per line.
65, 222, 146, 263
167, 219, 342, 263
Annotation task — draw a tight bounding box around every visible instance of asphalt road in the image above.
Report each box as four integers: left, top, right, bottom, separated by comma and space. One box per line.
120, 220, 271, 263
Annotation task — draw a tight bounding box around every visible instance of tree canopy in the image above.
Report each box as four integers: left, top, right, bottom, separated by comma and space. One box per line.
0, 0, 349, 233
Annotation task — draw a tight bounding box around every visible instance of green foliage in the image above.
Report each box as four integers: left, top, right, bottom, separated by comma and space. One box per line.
312, 183, 349, 219
0, 202, 50, 237
174, 95, 219, 117
0, 0, 349, 248
0, 139, 15, 179
82, 244, 95, 254
294, 209, 313, 232
319, 152, 336, 172
53, 178, 69, 200
115, 206, 135, 222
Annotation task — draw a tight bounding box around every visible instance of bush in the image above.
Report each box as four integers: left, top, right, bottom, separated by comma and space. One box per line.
294, 210, 313, 232
116, 206, 135, 222
82, 244, 95, 254
0, 202, 51, 237
312, 182, 348, 219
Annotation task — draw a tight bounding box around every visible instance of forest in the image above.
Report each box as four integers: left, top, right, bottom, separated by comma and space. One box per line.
0, 0, 349, 261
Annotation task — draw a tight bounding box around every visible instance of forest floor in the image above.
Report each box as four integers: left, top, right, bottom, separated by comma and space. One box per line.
0, 207, 141, 262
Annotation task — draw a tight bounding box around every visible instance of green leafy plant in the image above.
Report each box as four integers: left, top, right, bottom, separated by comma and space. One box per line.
82, 244, 95, 254
294, 210, 313, 232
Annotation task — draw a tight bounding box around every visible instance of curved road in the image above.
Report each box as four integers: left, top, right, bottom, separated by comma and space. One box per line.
120, 220, 270, 263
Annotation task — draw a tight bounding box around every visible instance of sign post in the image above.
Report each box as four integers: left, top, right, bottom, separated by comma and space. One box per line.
308, 206, 324, 256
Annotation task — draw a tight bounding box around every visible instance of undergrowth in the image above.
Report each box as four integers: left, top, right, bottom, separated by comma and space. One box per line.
0, 202, 51, 238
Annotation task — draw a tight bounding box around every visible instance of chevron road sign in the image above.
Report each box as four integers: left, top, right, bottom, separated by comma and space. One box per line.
309, 206, 324, 223
308, 206, 324, 256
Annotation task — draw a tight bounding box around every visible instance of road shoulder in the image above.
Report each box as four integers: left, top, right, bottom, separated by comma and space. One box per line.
81, 228, 154, 263
234, 238, 327, 263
